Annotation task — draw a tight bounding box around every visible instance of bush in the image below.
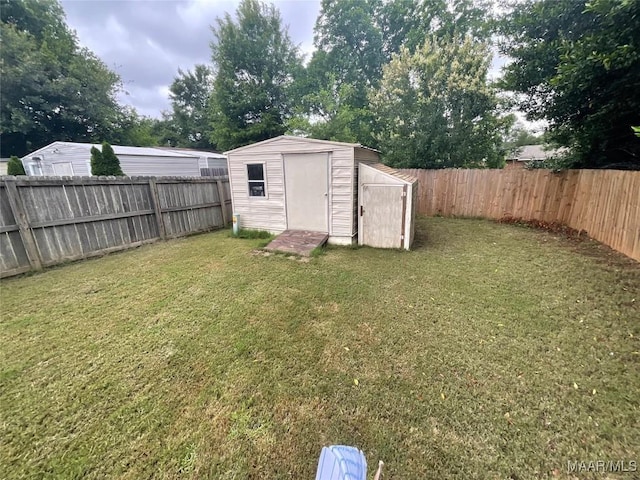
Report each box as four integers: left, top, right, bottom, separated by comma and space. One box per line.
91, 142, 124, 176
7, 156, 26, 175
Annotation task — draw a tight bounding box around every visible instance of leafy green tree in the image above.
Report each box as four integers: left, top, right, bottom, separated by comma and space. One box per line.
168, 65, 216, 149
7, 156, 26, 175
0, 0, 124, 157
91, 142, 124, 176
371, 36, 504, 168
209, 0, 302, 151
503, 118, 544, 152
296, 0, 495, 146
111, 107, 162, 147
499, 0, 640, 169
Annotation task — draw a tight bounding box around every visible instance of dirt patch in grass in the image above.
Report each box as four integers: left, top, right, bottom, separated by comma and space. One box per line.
1, 217, 638, 479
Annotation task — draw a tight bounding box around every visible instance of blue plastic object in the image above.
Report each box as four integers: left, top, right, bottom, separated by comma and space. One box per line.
315, 445, 367, 480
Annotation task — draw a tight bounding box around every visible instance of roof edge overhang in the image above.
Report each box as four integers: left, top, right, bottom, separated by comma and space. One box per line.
224, 135, 379, 155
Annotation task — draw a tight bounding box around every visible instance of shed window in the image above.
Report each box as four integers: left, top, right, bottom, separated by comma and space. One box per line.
247, 163, 266, 197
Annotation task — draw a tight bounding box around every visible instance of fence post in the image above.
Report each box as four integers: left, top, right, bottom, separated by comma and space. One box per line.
4, 179, 42, 271
148, 178, 166, 240
216, 179, 229, 226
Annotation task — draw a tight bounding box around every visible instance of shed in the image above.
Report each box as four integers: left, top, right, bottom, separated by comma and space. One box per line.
358, 163, 417, 250
20, 142, 226, 177
225, 135, 419, 250
225, 135, 380, 245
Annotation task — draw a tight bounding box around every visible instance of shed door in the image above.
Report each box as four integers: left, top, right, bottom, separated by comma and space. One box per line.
360, 185, 404, 248
284, 153, 328, 232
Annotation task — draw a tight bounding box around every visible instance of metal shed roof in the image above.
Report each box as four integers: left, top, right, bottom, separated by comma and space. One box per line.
365, 163, 418, 184
154, 147, 226, 158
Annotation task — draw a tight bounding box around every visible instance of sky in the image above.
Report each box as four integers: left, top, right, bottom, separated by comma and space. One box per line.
60, 0, 321, 118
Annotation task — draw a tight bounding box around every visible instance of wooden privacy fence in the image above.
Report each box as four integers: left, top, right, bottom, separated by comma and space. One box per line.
400, 168, 640, 262
0, 175, 232, 278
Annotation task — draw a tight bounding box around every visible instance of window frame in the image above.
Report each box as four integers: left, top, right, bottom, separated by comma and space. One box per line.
246, 162, 268, 199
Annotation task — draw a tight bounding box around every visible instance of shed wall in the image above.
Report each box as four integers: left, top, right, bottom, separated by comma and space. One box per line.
227, 137, 357, 239
352, 148, 381, 234
358, 163, 416, 250
228, 153, 287, 232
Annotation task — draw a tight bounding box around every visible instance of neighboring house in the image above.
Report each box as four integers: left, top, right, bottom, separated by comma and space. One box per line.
225, 135, 417, 249
20, 142, 227, 177
0, 158, 9, 175
154, 147, 228, 174
505, 144, 566, 169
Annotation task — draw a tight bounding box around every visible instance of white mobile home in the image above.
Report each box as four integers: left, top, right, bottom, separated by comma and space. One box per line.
20, 142, 227, 177
225, 135, 417, 249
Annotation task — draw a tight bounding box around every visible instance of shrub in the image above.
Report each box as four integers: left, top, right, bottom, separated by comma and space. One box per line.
91, 142, 124, 176
7, 156, 26, 175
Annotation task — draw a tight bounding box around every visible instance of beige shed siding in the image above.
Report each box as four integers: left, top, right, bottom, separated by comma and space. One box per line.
352, 147, 381, 234
228, 153, 286, 232
329, 146, 356, 237
227, 137, 358, 239
358, 162, 417, 250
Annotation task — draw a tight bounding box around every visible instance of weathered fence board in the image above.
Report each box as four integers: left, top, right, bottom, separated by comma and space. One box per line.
0, 176, 232, 278
401, 168, 640, 262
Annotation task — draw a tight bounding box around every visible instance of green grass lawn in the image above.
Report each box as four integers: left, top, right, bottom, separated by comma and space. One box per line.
1, 217, 638, 479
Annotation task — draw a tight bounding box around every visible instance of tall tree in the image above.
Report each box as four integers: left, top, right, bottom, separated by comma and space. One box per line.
209, 0, 301, 151
296, 0, 495, 146
110, 107, 163, 147
371, 36, 505, 168
499, 0, 640, 169
168, 65, 216, 149
0, 0, 123, 157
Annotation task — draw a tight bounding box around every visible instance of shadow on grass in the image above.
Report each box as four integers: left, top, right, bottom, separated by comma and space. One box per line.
411, 216, 464, 252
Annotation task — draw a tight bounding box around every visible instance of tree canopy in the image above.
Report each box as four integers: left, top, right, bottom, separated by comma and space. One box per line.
209, 0, 302, 151
293, 0, 496, 148
371, 36, 505, 168
499, 0, 640, 169
6, 0, 639, 170
0, 0, 124, 157
167, 65, 216, 150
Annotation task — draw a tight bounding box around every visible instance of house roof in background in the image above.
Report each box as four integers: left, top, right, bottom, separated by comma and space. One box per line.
508, 144, 567, 162
21, 142, 225, 160
154, 147, 226, 158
